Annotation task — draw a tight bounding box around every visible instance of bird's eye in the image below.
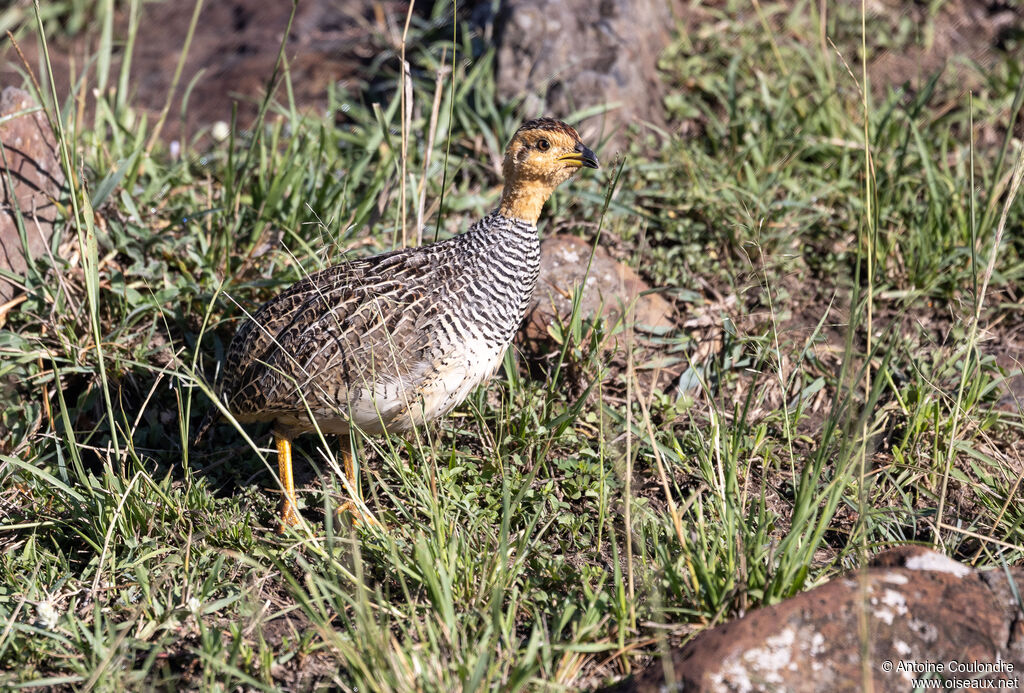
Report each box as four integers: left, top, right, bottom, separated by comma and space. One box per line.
537, 138, 550, 151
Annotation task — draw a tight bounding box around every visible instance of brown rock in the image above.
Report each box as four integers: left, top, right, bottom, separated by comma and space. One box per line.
605, 548, 1024, 692
493, 0, 677, 147
520, 234, 674, 353
0, 86, 64, 305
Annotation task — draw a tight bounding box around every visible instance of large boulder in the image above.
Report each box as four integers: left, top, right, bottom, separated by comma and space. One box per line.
493, 0, 678, 147
604, 546, 1024, 692
0, 87, 64, 307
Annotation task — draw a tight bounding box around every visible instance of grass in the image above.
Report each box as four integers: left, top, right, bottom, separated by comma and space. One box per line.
1, 0, 1023, 689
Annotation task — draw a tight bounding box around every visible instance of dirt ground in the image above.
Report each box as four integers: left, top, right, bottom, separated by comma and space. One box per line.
1, 0, 404, 142
3, 0, 1020, 141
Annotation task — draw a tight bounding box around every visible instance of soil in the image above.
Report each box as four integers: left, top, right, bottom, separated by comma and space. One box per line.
0, 0, 405, 144
5, 0, 1018, 145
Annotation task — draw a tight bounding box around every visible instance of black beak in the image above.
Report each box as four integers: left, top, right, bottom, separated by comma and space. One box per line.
576, 142, 600, 169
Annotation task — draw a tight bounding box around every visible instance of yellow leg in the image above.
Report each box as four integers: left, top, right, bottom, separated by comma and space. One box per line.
343, 445, 360, 501
337, 441, 377, 526
276, 434, 301, 532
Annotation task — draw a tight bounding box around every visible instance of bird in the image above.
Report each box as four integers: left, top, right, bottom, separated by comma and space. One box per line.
197, 118, 599, 532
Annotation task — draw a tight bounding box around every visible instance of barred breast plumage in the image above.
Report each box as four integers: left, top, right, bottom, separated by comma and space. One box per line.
199, 117, 599, 531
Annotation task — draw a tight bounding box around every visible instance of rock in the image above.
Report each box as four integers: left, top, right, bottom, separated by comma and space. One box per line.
520, 234, 674, 354
493, 0, 677, 147
603, 547, 1024, 692
0, 87, 64, 306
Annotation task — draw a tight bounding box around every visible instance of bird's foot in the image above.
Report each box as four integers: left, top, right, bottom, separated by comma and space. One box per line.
277, 499, 303, 534
336, 500, 380, 528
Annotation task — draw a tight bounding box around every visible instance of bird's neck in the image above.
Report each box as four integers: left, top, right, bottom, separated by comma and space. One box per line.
497, 179, 554, 225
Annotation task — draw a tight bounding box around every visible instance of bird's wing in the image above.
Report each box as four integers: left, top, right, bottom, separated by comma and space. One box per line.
221, 246, 446, 421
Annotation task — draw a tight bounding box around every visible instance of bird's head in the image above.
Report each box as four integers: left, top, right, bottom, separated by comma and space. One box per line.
498, 118, 599, 225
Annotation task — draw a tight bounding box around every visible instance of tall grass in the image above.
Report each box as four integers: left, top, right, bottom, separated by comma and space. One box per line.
0, 0, 1022, 690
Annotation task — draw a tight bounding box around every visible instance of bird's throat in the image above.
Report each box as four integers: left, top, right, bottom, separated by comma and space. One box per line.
498, 180, 553, 226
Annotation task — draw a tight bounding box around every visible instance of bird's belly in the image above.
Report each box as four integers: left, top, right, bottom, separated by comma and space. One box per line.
414, 336, 507, 424
292, 336, 507, 437
371, 335, 506, 433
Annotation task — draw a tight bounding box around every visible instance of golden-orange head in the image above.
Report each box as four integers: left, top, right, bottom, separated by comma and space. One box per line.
498, 118, 599, 224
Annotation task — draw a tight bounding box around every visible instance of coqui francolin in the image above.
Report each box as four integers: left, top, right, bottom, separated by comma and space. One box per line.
198, 118, 599, 531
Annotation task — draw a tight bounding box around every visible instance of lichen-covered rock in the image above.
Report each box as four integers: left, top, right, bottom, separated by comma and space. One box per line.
603, 547, 1024, 692
0, 87, 64, 306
